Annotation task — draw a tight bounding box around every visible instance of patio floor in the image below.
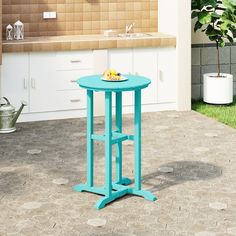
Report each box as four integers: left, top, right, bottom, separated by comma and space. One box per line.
0, 111, 236, 236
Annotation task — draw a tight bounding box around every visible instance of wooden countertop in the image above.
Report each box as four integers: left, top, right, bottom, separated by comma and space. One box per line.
2, 32, 176, 53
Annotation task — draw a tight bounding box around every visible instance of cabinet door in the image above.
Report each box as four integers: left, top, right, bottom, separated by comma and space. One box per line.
54, 69, 93, 111
108, 49, 133, 106
133, 49, 158, 105
29, 52, 57, 113
56, 50, 93, 71
1, 53, 29, 113
157, 48, 177, 103
55, 69, 93, 91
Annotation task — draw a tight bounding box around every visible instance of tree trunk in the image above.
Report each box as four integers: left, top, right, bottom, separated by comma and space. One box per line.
216, 41, 220, 77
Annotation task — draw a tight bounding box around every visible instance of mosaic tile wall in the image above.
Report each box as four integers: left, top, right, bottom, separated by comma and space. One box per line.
2, 0, 158, 38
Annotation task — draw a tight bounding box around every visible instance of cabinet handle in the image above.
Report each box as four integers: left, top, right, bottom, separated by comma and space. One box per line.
23, 78, 28, 89
70, 60, 81, 63
70, 79, 77, 83
31, 78, 36, 89
158, 70, 163, 81
70, 99, 80, 103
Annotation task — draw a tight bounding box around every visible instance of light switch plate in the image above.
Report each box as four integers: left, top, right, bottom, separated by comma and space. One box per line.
50, 12, 57, 19
43, 12, 50, 19
43, 12, 57, 19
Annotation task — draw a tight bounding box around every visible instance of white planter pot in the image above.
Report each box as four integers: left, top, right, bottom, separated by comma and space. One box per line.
203, 73, 233, 104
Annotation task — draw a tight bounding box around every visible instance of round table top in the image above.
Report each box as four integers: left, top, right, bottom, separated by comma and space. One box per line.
77, 74, 151, 92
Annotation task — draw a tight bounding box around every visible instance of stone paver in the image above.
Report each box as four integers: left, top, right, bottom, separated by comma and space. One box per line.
27, 149, 42, 155
158, 167, 174, 173
0, 111, 236, 235
209, 202, 227, 210
87, 218, 107, 227
52, 178, 69, 185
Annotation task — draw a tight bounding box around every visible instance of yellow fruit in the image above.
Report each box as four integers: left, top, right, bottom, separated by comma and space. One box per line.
110, 69, 117, 75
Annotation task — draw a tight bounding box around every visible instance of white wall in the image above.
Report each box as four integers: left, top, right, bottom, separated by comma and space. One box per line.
158, 0, 192, 111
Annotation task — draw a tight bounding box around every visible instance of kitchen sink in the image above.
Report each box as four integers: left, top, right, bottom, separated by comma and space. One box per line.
118, 33, 152, 38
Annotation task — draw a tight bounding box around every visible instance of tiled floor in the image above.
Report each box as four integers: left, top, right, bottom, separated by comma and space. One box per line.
0, 111, 236, 236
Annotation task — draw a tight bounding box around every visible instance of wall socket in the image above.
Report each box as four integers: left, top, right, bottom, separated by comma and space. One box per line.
43, 12, 57, 19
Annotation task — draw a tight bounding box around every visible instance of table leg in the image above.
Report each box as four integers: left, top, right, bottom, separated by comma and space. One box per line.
115, 92, 122, 183
87, 90, 94, 187
115, 92, 132, 186
105, 91, 112, 197
134, 89, 141, 191
130, 89, 157, 201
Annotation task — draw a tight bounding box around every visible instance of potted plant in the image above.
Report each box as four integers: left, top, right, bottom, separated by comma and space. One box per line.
192, 0, 236, 104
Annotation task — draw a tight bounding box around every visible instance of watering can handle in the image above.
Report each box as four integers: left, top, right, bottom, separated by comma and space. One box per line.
0, 97, 10, 105
21, 100, 27, 106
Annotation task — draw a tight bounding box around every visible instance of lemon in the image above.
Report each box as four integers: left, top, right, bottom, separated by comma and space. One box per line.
110, 69, 117, 75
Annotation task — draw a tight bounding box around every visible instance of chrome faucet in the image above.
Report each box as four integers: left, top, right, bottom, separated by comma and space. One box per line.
125, 23, 135, 34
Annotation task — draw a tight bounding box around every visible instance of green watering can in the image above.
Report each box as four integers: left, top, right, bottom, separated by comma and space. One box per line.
0, 97, 27, 133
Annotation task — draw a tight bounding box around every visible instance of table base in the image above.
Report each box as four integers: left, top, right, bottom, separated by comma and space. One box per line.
73, 178, 157, 210
73, 88, 157, 209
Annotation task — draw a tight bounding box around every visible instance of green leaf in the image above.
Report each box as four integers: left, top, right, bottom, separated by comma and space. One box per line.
223, 0, 236, 10
192, 0, 201, 10
191, 11, 199, 19
206, 6, 214, 10
209, 35, 218, 41
226, 34, 234, 43
201, 0, 218, 8
227, 0, 236, 5
211, 12, 221, 19
206, 25, 222, 36
220, 20, 231, 30
194, 21, 203, 32
230, 27, 236, 37
218, 38, 225, 47
198, 11, 212, 24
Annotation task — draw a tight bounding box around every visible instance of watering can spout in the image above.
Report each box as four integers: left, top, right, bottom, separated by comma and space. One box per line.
11, 100, 27, 126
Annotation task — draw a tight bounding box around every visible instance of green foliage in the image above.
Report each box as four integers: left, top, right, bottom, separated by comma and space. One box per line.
191, 0, 236, 47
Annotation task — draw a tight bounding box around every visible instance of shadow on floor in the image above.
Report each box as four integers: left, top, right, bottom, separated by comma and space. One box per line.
142, 161, 222, 192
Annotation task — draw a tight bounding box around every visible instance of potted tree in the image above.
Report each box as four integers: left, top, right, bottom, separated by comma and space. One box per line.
192, 0, 236, 104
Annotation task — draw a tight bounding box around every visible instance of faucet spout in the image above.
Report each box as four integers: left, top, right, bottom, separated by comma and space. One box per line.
125, 23, 135, 34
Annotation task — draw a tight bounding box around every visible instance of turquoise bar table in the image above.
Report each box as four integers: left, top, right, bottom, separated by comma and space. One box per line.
73, 74, 157, 209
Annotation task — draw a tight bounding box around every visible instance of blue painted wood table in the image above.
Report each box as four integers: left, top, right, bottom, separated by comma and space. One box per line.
73, 74, 157, 209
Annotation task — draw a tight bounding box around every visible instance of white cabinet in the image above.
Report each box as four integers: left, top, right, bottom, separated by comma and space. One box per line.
133, 49, 158, 104
29, 52, 57, 113
109, 48, 176, 105
56, 51, 93, 71
54, 69, 93, 111
1, 53, 29, 113
55, 69, 92, 91
109, 48, 164, 106
108, 49, 133, 106
54, 50, 93, 111
1, 53, 57, 114
157, 48, 176, 103
55, 90, 87, 111
1, 47, 177, 122
108, 49, 133, 74
1, 51, 93, 115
